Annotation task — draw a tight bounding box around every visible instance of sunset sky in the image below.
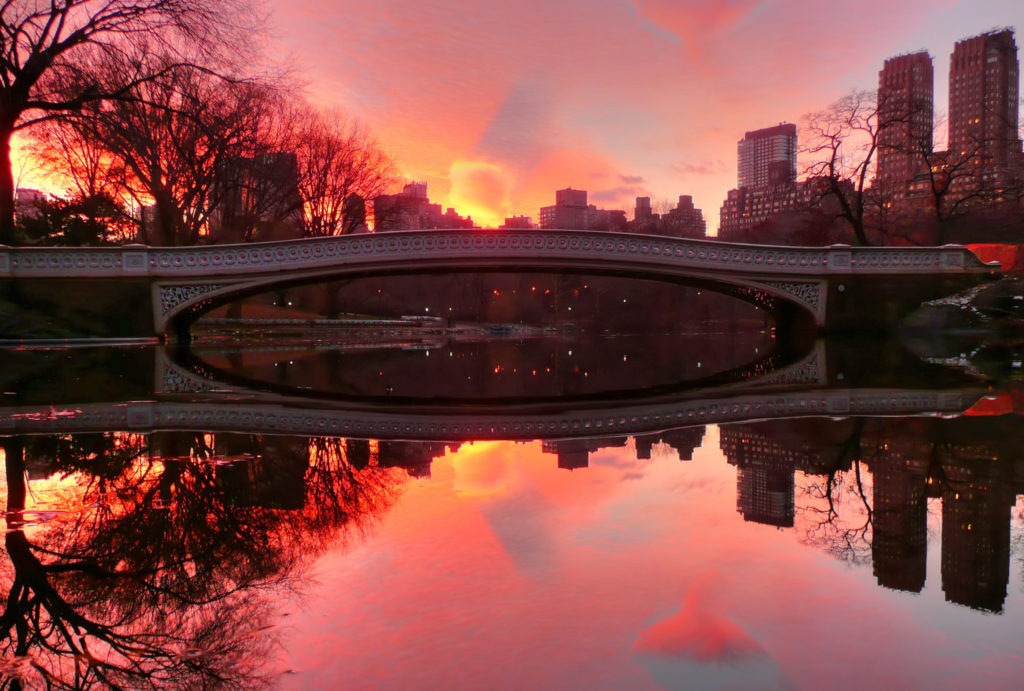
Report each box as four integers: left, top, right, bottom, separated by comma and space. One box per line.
266, 0, 1024, 232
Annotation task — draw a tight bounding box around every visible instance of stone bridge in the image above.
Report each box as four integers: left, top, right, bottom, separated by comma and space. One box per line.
0, 229, 1000, 341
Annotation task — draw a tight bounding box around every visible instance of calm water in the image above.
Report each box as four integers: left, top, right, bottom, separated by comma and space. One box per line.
2, 277, 1024, 688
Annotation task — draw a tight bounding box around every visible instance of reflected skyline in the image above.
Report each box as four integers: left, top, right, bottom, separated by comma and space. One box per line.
5, 414, 1024, 687
1, 330, 1023, 687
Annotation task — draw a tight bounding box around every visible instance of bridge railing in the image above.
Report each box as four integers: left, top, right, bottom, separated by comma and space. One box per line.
0, 230, 1000, 279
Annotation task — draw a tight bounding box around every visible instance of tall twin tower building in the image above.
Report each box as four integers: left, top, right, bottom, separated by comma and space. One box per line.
877, 28, 1021, 203
720, 29, 1021, 238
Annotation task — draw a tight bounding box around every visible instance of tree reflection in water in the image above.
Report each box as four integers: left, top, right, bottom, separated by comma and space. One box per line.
796, 419, 876, 564
0, 433, 402, 689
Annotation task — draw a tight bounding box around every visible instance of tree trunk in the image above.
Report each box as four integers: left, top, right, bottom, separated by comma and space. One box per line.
0, 126, 17, 245
851, 219, 871, 247
3, 437, 26, 518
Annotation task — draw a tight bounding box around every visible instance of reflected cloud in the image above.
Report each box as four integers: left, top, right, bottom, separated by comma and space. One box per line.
635, 586, 765, 662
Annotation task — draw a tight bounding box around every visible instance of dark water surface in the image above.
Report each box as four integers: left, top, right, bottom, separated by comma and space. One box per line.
2, 332, 1024, 689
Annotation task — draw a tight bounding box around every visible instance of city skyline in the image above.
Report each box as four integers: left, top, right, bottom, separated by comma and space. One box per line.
10, 3, 1024, 234
260, 1, 1023, 232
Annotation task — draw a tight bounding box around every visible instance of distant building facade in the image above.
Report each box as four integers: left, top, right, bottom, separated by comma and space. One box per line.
717, 122, 843, 241
662, 195, 707, 237
14, 188, 47, 222
500, 215, 535, 229
718, 177, 849, 241
373, 182, 475, 231
629, 195, 706, 238
737, 123, 797, 189
949, 29, 1021, 174
208, 152, 304, 244
876, 51, 934, 194
538, 188, 626, 231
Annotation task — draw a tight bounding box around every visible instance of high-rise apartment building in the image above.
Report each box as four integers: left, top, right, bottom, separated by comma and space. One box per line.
876, 52, 934, 187
870, 453, 928, 593
539, 188, 626, 230
737, 123, 797, 189
948, 29, 1022, 171
539, 188, 589, 229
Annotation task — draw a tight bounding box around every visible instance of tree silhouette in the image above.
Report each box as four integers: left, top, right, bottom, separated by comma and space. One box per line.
29, 49, 287, 246
0, 0, 255, 244
0, 432, 402, 688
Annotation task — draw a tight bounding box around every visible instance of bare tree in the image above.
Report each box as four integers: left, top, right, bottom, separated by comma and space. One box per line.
0, 0, 256, 244
31, 49, 285, 245
801, 91, 885, 246
33, 76, 398, 244
292, 109, 397, 236
802, 89, 935, 246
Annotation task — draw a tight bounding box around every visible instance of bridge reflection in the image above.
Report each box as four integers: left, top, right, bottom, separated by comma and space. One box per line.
0, 338, 991, 440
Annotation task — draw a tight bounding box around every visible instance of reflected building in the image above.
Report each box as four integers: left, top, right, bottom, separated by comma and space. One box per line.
941, 452, 1014, 612
378, 441, 448, 478
869, 452, 929, 593
214, 435, 310, 510
345, 438, 372, 470
720, 425, 801, 527
635, 427, 705, 461
543, 437, 629, 470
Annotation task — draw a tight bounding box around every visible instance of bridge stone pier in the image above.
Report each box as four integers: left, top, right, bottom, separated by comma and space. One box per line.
0, 229, 1000, 341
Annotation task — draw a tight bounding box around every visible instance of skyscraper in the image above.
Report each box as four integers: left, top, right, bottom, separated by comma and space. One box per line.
737, 123, 797, 189
948, 29, 1022, 172
876, 51, 934, 187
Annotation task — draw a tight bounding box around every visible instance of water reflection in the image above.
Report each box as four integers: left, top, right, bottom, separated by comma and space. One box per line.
1, 331, 1023, 687
0, 434, 402, 688
0, 405, 1022, 686
721, 416, 1024, 612
188, 332, 776, 403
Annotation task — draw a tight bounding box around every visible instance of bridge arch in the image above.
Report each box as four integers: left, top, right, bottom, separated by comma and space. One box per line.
1, 229, 998, 341
158, 262, 822, 342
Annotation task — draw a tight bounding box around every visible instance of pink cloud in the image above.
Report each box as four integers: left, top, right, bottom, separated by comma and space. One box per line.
635, 0, 760, 60
634, 578, 766, 662
267, 0, 1009, 235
